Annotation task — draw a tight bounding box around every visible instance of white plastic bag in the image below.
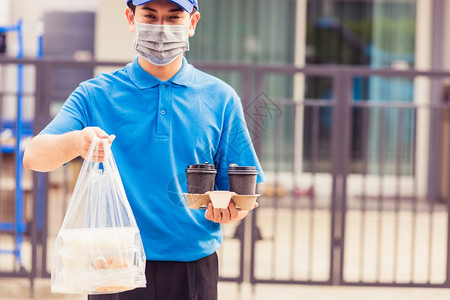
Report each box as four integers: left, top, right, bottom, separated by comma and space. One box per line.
51, 137, 146, 294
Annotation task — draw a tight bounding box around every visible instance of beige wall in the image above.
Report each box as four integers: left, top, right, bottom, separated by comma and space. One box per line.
95, 0, 135, 62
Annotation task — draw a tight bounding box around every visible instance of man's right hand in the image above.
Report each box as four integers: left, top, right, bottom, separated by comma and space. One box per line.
23, 127, 115, 172
76, 127, 116, 161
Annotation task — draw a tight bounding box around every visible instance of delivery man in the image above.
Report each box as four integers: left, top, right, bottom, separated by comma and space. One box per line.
23, 0, 264, 299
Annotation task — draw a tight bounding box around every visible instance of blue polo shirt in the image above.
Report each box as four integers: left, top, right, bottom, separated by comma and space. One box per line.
41, 56, 264, 261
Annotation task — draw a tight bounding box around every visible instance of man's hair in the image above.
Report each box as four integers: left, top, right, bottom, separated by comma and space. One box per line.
127, 2, 136, 13
127, 2, 197, 15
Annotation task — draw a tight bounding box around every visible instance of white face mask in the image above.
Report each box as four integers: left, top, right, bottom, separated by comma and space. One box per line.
133, 20, 190, 66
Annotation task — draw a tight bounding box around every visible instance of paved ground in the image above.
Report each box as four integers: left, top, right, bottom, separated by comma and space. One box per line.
4, 278, 450, 300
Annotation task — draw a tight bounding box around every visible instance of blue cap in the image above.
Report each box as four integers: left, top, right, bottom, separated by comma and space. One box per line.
127, 0, 198, 13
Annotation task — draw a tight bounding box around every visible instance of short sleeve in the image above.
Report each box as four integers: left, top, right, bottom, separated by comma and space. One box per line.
40, 84, 89, 135
214, 95, 265, 190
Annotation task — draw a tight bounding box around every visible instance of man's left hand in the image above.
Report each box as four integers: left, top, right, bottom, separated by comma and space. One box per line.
205, 201, 240, 224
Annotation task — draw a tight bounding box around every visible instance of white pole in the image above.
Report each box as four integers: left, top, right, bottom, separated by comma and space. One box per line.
293, 0, 307, 186
0, 0, 10, 25
414, 0, 432, 198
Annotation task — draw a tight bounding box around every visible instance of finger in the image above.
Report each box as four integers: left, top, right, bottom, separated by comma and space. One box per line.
85, 127, 98, 142
96, 154, 108, 162
228, 201, 239, 219
94, 154, 105, 160
221, 208, 231, 223
93, 144, 105, 161
80, 129, 95, 155
205, 202, 214, 221
81, 141, 94, 159
213, 208, 222, 223
92, 127, 109, 139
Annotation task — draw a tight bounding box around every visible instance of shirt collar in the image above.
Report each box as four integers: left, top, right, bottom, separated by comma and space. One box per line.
127, 56, 194, 89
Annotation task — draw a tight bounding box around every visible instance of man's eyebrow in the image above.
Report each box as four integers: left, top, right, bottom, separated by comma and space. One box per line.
142, 7, 157, 12
141, 7, 184, 13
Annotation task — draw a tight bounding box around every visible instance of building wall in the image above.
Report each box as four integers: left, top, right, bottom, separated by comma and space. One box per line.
95, 0, 135, 62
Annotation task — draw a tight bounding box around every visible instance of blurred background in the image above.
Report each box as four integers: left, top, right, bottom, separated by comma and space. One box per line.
2, 0, 450, 299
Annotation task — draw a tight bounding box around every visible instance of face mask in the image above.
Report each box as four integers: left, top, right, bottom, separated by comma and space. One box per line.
133, 20, 190, 66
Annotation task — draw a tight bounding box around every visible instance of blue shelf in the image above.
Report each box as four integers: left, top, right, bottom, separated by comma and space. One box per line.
1, 146, 15, 153
0, 20, 34, 268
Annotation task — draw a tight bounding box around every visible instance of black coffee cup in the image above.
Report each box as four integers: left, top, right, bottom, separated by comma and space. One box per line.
186, 163, 217, 194
228, 164, 258, 195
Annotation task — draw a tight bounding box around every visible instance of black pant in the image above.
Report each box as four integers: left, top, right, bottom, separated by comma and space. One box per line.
88, 252, 218, 300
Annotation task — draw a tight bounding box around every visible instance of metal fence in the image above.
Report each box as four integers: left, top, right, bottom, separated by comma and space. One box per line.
1, 57, 450, 292
249, 65, 450, 288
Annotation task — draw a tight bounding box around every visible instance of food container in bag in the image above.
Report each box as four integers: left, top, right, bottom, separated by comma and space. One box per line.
51, 138, 146, 295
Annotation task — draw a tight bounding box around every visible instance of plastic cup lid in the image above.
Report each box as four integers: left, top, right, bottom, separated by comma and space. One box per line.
228, 164, 258, 175
186, 162, 217, 173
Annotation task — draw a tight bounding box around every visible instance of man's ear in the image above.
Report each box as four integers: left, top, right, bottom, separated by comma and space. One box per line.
188, 11, 200, 37
125, 7, 136, 33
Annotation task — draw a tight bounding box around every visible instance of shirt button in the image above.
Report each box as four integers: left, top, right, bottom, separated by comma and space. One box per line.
161, 85, 166, 90
161, 109, 166, 115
